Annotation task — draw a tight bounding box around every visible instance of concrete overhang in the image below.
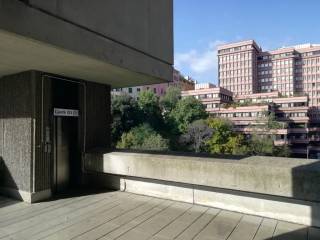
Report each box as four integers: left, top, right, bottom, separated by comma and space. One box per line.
0, 0, 172, 87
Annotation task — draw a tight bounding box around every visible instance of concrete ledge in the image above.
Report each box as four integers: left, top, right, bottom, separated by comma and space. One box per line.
85, 151, 320, 202
0, 187, 52, 203
84, 152, 320, 227
84, 173, 320, 227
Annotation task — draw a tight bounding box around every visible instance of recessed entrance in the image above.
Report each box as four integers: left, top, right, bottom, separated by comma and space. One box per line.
52, 78, 82, 193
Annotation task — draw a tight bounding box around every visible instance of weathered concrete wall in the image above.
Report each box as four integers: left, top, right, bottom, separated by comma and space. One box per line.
85, 82, 111, 151
0, 0, 173, 86
84, 152, 320, 226
0, 72, 35, 192
27, 0, 173, 64
85, 152, 320, 202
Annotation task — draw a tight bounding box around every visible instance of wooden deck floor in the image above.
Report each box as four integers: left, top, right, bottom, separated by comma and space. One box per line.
0, 191, 319, 240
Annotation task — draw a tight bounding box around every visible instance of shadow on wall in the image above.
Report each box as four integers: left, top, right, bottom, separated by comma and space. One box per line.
0, 157, 21, 208
266, 160, 320, 239
82, 151, 121, 191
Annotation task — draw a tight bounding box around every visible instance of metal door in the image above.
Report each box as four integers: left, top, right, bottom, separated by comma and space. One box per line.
55, 117, 70, 192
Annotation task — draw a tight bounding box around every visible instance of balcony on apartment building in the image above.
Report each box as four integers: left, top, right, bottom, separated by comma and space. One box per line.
217, 105, 270, 125
276, 113, 310, 123
274, 139, 289, 146
233, 127, 288, 135
275, 135, 320, 146
290, 138, 310, 144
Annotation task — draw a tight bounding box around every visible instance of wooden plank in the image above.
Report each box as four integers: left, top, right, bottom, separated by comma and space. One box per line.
0, 192, 313, 240
0, 196, 92, 239
28, 193, 134, 240
0, 198, 10, 205
175, 208, 220, 240
194, 210, 243, 240
0, 192, 112, 239
41, 194, 151, 240
273, 221, 308, 240
228, 215, 262, 240
72, 198, 165, 240
100, 200, 174, 240
309, 227, 320, 240
0, 194, 89, 226
253, 218, 277, 240
116, 202, 192, 240
0, 199, 21, 210
151, 205, 208, 240
0, 197, 70, 222
0, 198, 30, 217
1, 191, 124, 239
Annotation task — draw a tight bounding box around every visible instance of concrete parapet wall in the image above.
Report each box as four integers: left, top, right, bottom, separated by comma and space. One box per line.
85, 152, 320, 202
84, 151, 320, 227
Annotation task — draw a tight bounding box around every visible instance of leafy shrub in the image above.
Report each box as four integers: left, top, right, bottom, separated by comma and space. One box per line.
117, 123, 169, 151
179, 120, 213, 152
169, 97, 208, 134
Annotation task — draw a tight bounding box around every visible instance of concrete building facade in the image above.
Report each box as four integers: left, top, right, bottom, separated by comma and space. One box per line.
218, 40, 320, 120
212, 40, 320, 157
181, 84, 233, 111
0, 0, 173, 202
182, 84, 320, 158
218, 40, 260, 95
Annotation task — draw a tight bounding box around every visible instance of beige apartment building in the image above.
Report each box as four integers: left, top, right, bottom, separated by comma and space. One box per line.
182, 83, 320, 158
218, 40, 260, 95
218, 40, 320, 120
181, 83, 233, 112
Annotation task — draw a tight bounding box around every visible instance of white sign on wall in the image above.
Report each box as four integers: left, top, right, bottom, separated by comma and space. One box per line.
53, 108, 79, 117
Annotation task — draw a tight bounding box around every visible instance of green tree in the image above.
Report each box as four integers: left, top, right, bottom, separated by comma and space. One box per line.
256, 111, 287, 130
273, 145, 291, 157
225, 134, 249, 155
111, 94, 142, 145
248, 134, 274, 156
205, 118, 249, 155
251, 111, 290, 156
266, 112, 286, 129
160, 87, 181, 113
117, 123, 169, 151
169, 97, 208, 134
137, 90, 164, 131
206, 118, 233, 154
179, 120, 213, 153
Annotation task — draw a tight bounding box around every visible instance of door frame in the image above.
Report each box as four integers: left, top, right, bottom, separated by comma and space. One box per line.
40, 75, 86, 194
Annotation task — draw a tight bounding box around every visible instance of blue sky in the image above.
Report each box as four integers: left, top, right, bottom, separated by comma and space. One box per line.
174, 0, 319, 84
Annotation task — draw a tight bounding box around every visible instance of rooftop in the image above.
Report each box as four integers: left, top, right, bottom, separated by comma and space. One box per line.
280, 43, 320, 50
0, 191, 318, 240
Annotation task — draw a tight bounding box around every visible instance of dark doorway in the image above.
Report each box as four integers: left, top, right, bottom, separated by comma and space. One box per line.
52, 79, 82, 193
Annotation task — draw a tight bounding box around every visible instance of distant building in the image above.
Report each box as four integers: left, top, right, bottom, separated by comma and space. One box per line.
181, 83, 233, 112
217, 40, 320, 120
201, 39, 320, 158
182, 83, 320, 158
112, 69, 195, 99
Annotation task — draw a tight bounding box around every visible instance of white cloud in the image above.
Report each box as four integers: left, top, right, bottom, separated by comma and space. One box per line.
175, 40, 225, 83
